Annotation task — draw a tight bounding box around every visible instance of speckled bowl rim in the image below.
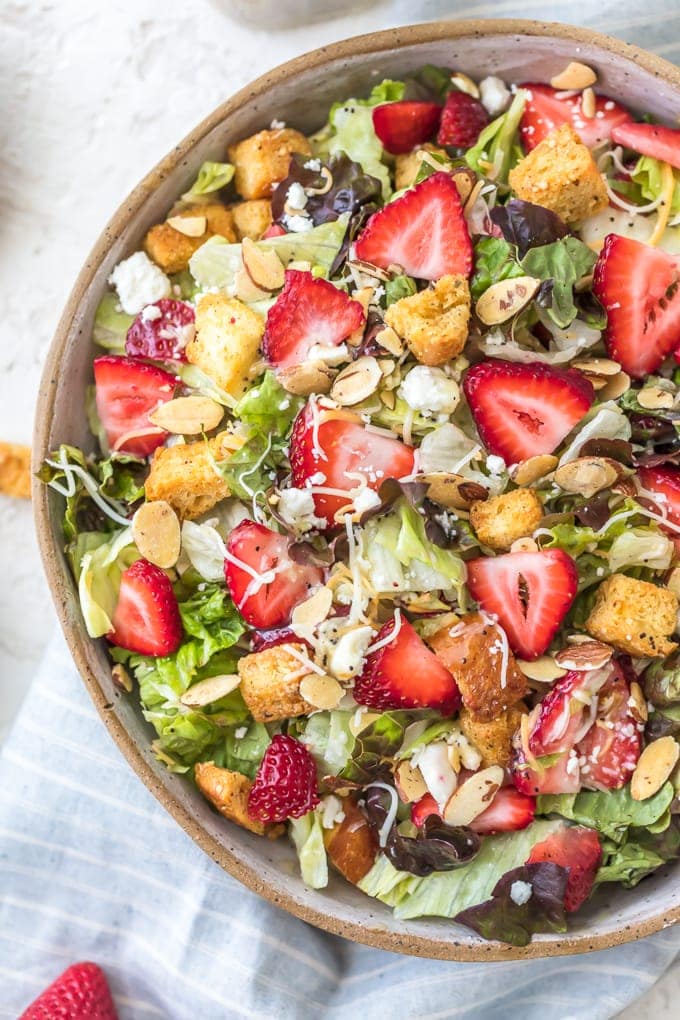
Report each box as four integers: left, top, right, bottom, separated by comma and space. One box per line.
33, 18, 680, 961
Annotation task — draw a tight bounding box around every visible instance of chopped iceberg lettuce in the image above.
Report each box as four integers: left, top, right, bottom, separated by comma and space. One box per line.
93, 292, 134, 351
182, 160, 235, 201
77, 527, 139, 638
465, 89, 526, 184
290, 809, 329, 889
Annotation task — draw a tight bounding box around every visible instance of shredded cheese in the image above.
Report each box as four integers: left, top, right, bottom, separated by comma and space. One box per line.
309, 396, 328, 462
45, 451, 132, 527
284, 643, 326, 676
344, 513, 369, 625
365, 782, 399, 848
367, 608, 402, 654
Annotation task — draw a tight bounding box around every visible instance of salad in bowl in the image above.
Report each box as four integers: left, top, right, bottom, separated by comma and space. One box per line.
41, 56, 680, 947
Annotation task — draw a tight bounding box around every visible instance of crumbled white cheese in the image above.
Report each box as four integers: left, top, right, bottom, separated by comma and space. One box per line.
304, 158, 322, 172
108, 251, 171, 315
479, 76, 512, 116
278, 487, 323, 532
234, 726, 248, 740
413, 742, 457, 808
308, 343, 349, 366
141, 303, 162, 321
329, 626, 374, 681
399, 366, 460, 415
485, 454, 506, 476
283, 213, 313, 233
270, 118, 286, 129
308, 471, 327, 485
320, 795, 346, 829
353, 487, 381, 514
510, 880, 533, 906
286, 182, 308, 210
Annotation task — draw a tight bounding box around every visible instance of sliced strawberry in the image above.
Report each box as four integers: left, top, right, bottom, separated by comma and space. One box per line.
263, 270, 365, 370
519, 83, 631, 151
527, 825, 602, 912
353, 615, 461, 713
109, 558, 182, 657
250, 626, 312, 652
470, 786, 536, 834
125, 298, 195, 361
93, 355, 176, 456
577, 670, 641, 791
612, 120, 680, 172
529, 668, 609, 757
638, 466, 680, 526
247, 733, 320, 823
224, 520, 324, 629
466, 549, 578, 660
19, 961, 118, 1020
354, 171, 473, 280
289, 403, 415, 526
593, 234, 680, 379
263, 223, 287, 239
411, 792, 441, 828
463, 360, 594, 463
511, 745, 582, 797
437, 90, 489, 148
372, 100, 442, 154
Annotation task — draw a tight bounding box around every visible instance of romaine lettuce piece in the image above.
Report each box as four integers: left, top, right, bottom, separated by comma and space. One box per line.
182, 160, 234, 201
77, 527, 139, 637
465, 89, 526, 184
93, 292, 134, 351
537, 783, 674, 843
300, 711, 356, 774
290, 809, 329, 889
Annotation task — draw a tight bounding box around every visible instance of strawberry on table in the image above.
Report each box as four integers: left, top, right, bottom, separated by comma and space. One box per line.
263, 270, 365, 369
225, 520, 324, 629
93, 354, 176, 456
372, 100, 442, 154
19, 961, 118, 1020
125, 298, 195, 361
353, 614, 461, 713
527, 825, 602, 912
247, 733, 319, 822
470, 786, 536, 834
109, 558, 182, 657
637, 466, 680, 527
593, 235, 680, 378
466, 549, 579, 660
437, 90, 489, 148
354, 171, 473, 280
611, 120, 680, 171
463, 360, 594, 463
519, 83, 631, 151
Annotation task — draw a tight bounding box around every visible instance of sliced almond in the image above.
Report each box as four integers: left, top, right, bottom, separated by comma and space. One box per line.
241, 236, 285, 292
374, 325, 405, 356
278, 362, 334, 396
167, 214, 207, 237
554, 457, 620, 499
450, 71, 480, 98
377, 358, 396, 377
180, 673, 241, 708
572, 357, 621, 378
112, 663, 132, 693
667, 566, 680, 599
131, 500, 181, 569
581, 86, 597, 119
291, 586, 333, 628
599, 371, 631, 402
443, 766, 504, 826
330, 356, 382, 406
510, 537, 538, 554
421, 472, 488, 510
550, 61, 597, 90
516, 656, 567, 682
631, 736, 680, 801
347, 288, 373, 347
554, 640, 613, 671
394, 760, 428, 803
380, 389, 396, 409
629, 681, 648, 724
475, 276, 541, 325
150, 395, 224, 435
299, 672, 344, 710
346, 259, 391, 282
511, 454, 559, 486
234, 264, 271, 303
637, 385, 675, 410
305, 166, 333, 196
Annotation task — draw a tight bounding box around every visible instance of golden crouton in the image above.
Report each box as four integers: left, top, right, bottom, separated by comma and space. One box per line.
194, 762, 283, 838
469, 488, 544, 551
384, 275, 471, 366
585, 573, 678, 658
508, 124, 608, 224
394, 144, 447, 191
228, 128, 312, 200
237, 644, 315, 723
428, 611, 527, 721
143, 204, 237, 274
324, 798, 378, 884
185, 294, 264, 398
144, 431, 233, 520
0, 442, 31, 499
231, 199, 273, 241
459, 704, 526, 768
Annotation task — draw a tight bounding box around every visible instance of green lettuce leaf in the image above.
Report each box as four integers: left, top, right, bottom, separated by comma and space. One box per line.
290, 809, 329, 889
470, 237, 524, 302
608, 527, 674, 573
182, 160, 235, 201
537, 783, 674, 843
522, 236, 597, 328
340, 711, 410, 783
298, 711, 356, 775
214, 721, 271, 779
385, 274, 417, 305
465, 89, 526, 184
77, 528, 139, 637
93, 292, 134, 351
631, 155, 680, 216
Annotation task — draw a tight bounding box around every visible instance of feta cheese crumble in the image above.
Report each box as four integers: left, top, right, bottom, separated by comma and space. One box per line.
479, 76, 512, 116
400, 366, 460, 416
109, 251, 171, 315
353, 487, 381, 514
329, 626, 374, 681
510, 880, 533, 906
278, 487, 324, 532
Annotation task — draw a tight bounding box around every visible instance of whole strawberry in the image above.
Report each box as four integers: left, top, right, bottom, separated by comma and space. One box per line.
20, 961, 118, 1020
248, 734, 319, 823
437, 91, 489, 148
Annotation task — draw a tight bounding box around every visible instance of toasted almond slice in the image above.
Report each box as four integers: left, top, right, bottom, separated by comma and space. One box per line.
149, 395, 224, 435
667, 566, 680, 599
374, 325, 405, 356
587, 376, 609, 391
167, 214, 207, 237
291, 586, 333, 628
241, 236, 285, 292
631, 736, 679, 801
443, 766, 504, 826
112, 663, 132, 693
330, 356, 382, 406
550, 61, 597, 90
510, 537, 539, 554
347, 287, 373, 347
299, 673, 344, 710
475, 276, 541, 325
598, 371, 631, 401
305, 166, 334, 196
394, 760, 428, 803
180, 673, 241, 708
511, 454, 559, 486
629, 681, 648, 724
566, 633, 594, 645
278, 362, 334, 396
380, 389, 396, 409
554, 640, 613, 671
421, 472, 488, 510
450, 71, 480, 98
516, 656, 567, 682
132, 500, 181, 568
581, 86, 596, 119
554, 457, 620, 499
571, 357, 621, 377
637, 385, 675, 410
450, 166, 478, 204
233, 263, 271, 302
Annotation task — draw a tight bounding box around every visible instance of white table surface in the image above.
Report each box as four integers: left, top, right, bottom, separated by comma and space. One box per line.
0, 0, 677, 1013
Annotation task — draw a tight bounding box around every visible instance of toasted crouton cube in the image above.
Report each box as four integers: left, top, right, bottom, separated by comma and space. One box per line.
470, 488, 544, 551
384, 275, 471, 366
237, 644, 315, 723
394, 144, 447, 191
428, 611, 527, 721
195, 762, 283, 838
144, 431, 234, 520
459, 704, 526, 768
324, 798, 378, 884
508, 124, 608, 224
185, 294, 264, 398
231, 199, 273, 241
0, 442, 31, 499
228, 128, 312, 200
143, 203, 237, 274
585, 573, 678, 658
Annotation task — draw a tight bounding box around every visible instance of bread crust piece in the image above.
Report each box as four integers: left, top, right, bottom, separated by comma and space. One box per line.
185, 293, 264, 399
324, 798, 378, 884
194, 762, 283, 838
469, 488, 544, 551
459, 704, 526, 768
237, 644, 315, 723
585, 573, 678, 658
427, 611, 527, 721
144, 431, 234, 520
230, 199, 273, 241
384, 275, 471, 366
228, 128, 312, 200
143, 204, 237, 274
0, 442, 31, 498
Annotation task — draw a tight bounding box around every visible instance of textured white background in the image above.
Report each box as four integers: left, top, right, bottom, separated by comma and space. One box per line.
0, 0, 678, 1013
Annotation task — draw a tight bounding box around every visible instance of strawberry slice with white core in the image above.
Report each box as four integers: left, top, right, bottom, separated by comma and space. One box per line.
466, 549, 579, 660
510, 745, 582, 797
263, 270, 366, 370
289, 402, 415, 526
353, 615, 461, 713
519, 83, 631, 151
463, 360, 594, 463
611, 120, 680, 172
93, 354, 176, 456
637, 466, 680, 527
576, 669, 641, 790
224, 520, 324, 629
469, 786, 536, 834
528, 668, 610, 758
593, 234, 680, 379
354, 171, 473, 281
125, 298, 195, 361
109, 558, 182, 657
372, 100, 442, 154
527, 825, 602, 912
